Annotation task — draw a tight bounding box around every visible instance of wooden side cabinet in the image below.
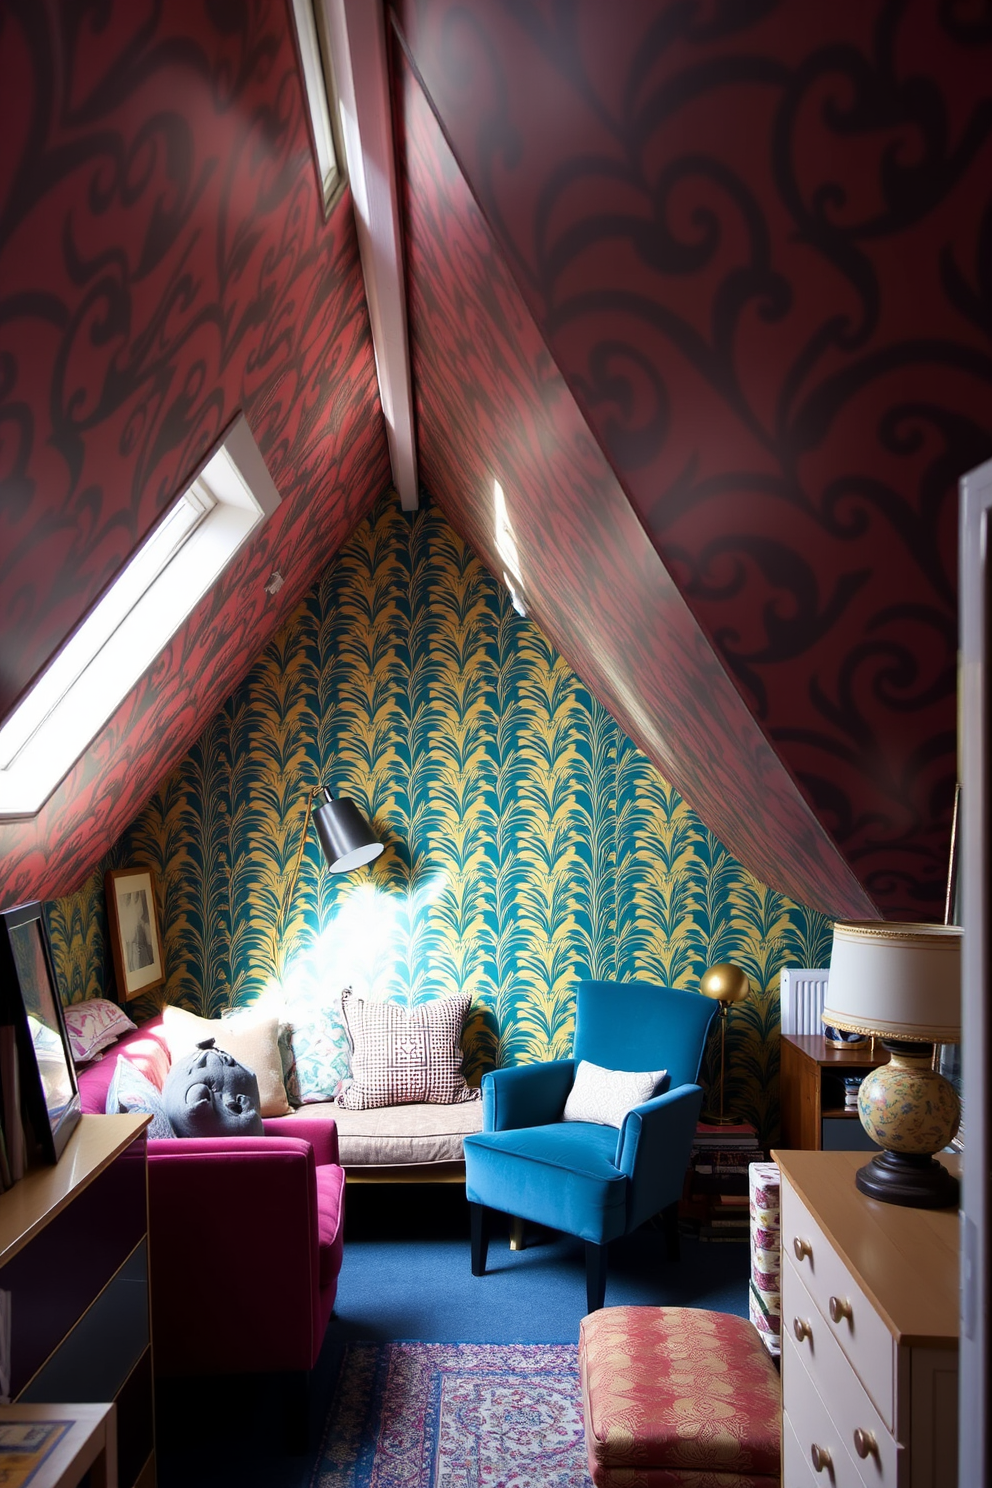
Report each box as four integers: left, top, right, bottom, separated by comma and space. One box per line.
780, 1034, 888, 1150
0, 1115, 154, 1488
0, 1402, 118, 1488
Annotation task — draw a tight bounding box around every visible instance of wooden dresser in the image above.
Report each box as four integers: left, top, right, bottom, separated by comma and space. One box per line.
0, 1115, 154, 1488
773, 1149, 958, 1488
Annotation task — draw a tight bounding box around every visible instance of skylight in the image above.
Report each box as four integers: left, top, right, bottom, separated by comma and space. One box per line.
0, 415, 281, 817
291, 0, 345, 212
494, 479, 528, 616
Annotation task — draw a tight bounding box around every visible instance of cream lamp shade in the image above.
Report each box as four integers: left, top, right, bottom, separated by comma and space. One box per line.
823, 920, 962, 1210
822, 921, 961, 1044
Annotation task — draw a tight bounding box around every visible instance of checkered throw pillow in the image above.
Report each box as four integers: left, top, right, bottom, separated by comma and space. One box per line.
336, 992, 480, 1110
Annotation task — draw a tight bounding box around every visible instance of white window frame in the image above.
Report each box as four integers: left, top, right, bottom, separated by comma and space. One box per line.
291, 0, 346, 214
0, 415, 281, 817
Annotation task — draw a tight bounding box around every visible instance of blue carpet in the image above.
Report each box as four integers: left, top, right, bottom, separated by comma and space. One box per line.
334, 1203, 748, 1343
155, 1184, 749, 1488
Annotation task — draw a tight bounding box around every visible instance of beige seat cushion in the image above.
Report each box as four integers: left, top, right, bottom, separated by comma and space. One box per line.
290, 1098, 484, 1166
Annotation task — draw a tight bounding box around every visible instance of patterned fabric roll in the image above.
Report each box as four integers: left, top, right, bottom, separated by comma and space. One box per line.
752, 1266, 781, 1295
749, 1162, 782, 1221
749, 1161, 781, 1356
749, 1282, 781, 1338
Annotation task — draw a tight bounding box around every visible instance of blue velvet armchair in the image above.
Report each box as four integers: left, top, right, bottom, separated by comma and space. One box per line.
463, 980, 717, 1312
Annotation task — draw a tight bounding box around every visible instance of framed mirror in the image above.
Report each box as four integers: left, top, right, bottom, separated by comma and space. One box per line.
0, 901, 80, 1165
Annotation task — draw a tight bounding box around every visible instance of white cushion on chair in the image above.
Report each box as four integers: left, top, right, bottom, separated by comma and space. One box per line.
563, 1060, 668, 1128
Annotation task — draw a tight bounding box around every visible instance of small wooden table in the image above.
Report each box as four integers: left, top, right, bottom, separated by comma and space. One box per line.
780, 1033, 888, 1149
0, 1402, 116, 1488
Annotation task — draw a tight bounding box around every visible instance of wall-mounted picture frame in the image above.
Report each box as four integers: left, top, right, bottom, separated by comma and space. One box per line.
0, 901, 81, 1165
105, 868, 165, 1002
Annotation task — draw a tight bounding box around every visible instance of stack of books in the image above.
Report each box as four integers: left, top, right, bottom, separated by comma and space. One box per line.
679, 1120, 763, 1241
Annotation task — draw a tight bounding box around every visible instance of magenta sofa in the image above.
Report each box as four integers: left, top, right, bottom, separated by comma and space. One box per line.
77, 1017, 345, 1378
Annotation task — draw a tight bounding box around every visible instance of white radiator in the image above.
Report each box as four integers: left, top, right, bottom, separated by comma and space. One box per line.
780, 968, 830, 1036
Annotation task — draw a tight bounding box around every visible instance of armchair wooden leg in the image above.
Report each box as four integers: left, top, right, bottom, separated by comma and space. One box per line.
470, 1202, 491, 1276
509, 1215, 526, 1251
661, 1200, 680, 1262
585, 1241, 608, 1313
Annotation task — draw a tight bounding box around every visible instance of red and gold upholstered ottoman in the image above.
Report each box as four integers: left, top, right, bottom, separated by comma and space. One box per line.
579, 1306, 781, 1486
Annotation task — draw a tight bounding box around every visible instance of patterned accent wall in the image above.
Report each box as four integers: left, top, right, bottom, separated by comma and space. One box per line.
48, 496, 832, 1135
394, 0, 992, 918
0, 0, 390, 905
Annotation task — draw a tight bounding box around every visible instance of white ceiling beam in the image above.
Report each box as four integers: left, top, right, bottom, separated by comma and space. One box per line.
322, 0, 419, 511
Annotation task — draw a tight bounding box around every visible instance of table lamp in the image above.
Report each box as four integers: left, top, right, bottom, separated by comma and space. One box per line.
822, 921, 961, 1208
700, 962, 750, 1123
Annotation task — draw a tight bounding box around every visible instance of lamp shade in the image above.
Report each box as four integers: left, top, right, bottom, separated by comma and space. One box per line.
313, 791, 384, 874
823, 921, 961, 1044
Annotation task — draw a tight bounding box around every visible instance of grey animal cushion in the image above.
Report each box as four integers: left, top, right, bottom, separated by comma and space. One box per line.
163, 1038, 264, 1138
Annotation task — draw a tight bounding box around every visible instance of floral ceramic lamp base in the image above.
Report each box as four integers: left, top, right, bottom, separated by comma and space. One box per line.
855, 1040, 960, 1209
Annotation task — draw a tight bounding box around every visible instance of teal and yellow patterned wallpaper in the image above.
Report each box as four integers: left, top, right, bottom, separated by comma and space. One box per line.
48, 493, 831, 1135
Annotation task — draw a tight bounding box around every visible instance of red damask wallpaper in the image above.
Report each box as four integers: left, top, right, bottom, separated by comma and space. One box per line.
0, 0, 390, 904
393, 29, 874, 919
394, 0, 992, 917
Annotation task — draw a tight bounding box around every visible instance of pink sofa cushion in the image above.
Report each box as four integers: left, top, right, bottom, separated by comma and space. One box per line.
77, 1018, 171, 1112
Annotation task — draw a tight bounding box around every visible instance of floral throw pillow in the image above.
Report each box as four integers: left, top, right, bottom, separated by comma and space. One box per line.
280, 1004, 352, 1105
63, 998, 137, 1065
106, 1057, 175, 1139
246, 985, 352, 1106
336, 992, 480, 1110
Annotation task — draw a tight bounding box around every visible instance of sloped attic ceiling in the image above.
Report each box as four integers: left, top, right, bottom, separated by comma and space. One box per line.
392, 21, 872, 920
0, 1, 390, 904
2, 1, 986, 926
392, 0, 992, 921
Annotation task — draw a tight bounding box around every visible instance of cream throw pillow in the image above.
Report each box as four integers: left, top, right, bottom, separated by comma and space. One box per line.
161, 1005, 291, 1118
562, 1059, 668, 1128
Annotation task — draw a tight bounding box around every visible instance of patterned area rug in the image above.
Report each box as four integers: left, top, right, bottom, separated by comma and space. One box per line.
310, 1342, 589, 1487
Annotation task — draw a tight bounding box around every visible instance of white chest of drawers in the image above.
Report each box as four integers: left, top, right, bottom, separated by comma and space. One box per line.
773, 1150, 959, 1488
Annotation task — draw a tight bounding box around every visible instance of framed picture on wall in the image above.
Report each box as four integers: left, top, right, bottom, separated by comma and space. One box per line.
0, 901, 81, 1165
105, 868, 165, 1002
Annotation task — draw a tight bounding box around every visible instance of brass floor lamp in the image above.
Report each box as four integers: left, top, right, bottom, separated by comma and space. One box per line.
700, 962, 750, 1124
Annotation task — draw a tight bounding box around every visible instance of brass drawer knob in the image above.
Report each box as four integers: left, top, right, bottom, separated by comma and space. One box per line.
829, 1295, 853, 1324
793, 1317, 812, 1343
794, 1236, 813, 1262
853, 1428, 879, 1460
811, 1443, 833, 1473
